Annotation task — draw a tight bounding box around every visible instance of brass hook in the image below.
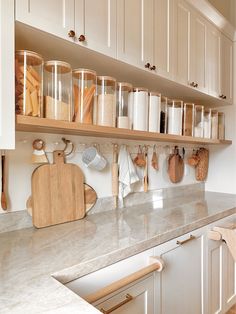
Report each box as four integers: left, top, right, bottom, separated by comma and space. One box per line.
62, 138, 74, 156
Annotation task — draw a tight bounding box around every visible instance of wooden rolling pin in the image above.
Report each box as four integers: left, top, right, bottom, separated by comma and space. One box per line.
112, 144, 119, 208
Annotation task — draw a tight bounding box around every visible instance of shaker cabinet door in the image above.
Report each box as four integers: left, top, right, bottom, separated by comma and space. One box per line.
220, 34, 233, 104
189, 12, 207, 93
0, 0, 15, 149
15, 0, 75, 41
75, 0, 117, 58
117, 0, 154, 70
206, 24, 221, 99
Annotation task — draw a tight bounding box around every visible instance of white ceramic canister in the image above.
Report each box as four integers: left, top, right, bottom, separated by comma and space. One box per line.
133, 87, 149, 131
148, 92, 161, 132
167, 99, 183, 135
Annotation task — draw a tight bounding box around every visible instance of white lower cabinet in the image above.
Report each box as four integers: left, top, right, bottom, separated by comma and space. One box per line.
93, 275, 154, 314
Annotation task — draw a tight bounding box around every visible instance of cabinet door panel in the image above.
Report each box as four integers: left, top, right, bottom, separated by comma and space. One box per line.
117, 0, 153, 69
0, 0, 15, 149
75, 0, 116, 57
221, 34, 233, 104
94, 276, 154, 314
224, 244, 236, 311
16, 0, 75, 40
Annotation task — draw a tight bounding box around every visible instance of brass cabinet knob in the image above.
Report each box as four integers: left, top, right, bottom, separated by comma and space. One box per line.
145, 62, 150, 69
223, 95, 227, 99
150, 65, 156, 71
219, 94, 224, 98
194, 83, 198, 88
79, 34, 86, 42
68, 30, 76, 38
190, 82, 195, 87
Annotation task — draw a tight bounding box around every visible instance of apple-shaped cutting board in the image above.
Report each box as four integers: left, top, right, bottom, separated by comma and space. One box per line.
31, 150, 85, 228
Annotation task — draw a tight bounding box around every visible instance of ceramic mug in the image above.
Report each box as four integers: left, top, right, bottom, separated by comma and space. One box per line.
82, 147, 107, 171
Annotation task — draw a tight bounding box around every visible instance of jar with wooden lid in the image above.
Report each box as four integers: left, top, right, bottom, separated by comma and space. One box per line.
96, 76, 116, 127
73, 69, 96, 124
117, 82, 132, 129
44, 60, 72, 121
218, 112, 225, 140
133, 87, 148, 131
194, 105, 204, 138
15, 50, 43, 117
211, 110, 218, 139
149, 92, 161, 133
183, 103, 194, 136
203, 108, 212, 139
167, 99, 183, 135
160, 96, 168, 133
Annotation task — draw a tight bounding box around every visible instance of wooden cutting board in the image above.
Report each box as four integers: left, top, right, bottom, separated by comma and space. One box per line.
168, 153, 184, 183
31, 150, 85, 228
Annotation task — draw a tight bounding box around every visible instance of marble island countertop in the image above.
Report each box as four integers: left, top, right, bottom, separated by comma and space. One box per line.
1, 191, 236, 313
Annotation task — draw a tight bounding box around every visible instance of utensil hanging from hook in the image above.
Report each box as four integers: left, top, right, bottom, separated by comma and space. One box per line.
151, 145, 159, 170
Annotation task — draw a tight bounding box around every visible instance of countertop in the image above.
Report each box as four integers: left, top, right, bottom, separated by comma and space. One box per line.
1, 191, 236, 313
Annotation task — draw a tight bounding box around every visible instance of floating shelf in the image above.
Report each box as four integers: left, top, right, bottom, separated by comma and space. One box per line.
16, 115, 232, 145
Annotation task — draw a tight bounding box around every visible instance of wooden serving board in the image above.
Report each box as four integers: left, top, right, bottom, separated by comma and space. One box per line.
31, 150, 85, 228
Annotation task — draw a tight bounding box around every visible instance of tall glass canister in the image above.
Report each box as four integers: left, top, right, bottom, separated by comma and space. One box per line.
44, 60, 72, 121
133, 87, 149, 131
15, 50, 43, 117
211, 110, 218, 139
96, 76, 116, 127
183, 103, 194, 136
218, 112, 225, 140
117, 82, 133, 129
149, 92, 161, 133
194, 105, 204, 138
203, 108, 212, 139
160, 96, 168, 133
72, 69, 96, 124
167, 100, 183, 135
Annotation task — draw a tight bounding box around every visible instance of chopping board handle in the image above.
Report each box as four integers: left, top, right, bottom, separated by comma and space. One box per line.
53, 150, 65, 164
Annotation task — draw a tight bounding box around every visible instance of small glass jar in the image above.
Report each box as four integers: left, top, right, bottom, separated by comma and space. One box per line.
148, 92, 161, 133
96, 76, 116, 127
133, 87, 149, 131
117, 82, 133, 129
211, 110, 218, 139
72, 68, 96, 124
218, 112, 225, 140
203, 108, 212, 139
167, 99, 183, 135
160, 96, 168, 134
15, 50, 43, 117
44, 60, 72, 121
194, 105, 204, 138
183, 103, 194, 136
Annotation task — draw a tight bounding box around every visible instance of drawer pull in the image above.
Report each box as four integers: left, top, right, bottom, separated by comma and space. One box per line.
100, 294, 133, 314
176, 234, 196, 245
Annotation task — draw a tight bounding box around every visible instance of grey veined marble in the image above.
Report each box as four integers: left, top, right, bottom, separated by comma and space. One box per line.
0, 190, 236, 313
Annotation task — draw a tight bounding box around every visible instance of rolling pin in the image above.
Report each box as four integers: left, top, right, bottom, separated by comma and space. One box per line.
112, 144, 119, 208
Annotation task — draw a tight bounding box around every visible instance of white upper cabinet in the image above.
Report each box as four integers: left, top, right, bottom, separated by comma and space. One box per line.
0, 0, 15, 149
16, 0, 75, 40
75, 0, 117, 58
189, 11, 207, 93
206, 23, 221, 99
117, 0, 154, 70
220, 34, 233, 104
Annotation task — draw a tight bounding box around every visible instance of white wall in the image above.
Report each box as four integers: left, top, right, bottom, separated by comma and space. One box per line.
0, 132, 200, 213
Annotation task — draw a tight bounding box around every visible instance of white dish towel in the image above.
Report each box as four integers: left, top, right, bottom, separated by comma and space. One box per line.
118, 145, 140, 206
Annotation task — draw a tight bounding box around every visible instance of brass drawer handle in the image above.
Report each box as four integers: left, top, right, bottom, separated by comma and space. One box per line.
176, 234, 196, 245
100, 294, 133, 314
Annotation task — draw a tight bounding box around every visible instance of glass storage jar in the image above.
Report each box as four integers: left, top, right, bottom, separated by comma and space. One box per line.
160, 96, 168, 133
183, 103, 194, 136
211, 110, 218, 139
117, 82, 133, 129
15, 50, 43, 117
44, 60, 72, 121
167, 99, 183, 135
194, 105, 204, 138
72, 68, 96, 124
148, 92, 161, 133
96, 76, 116, 127
203, 108, 212, 139
218, 112, 225, 140
133, 87, 149, 131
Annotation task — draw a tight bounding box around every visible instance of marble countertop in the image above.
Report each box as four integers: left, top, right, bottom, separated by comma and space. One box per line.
1, 191, 236, 314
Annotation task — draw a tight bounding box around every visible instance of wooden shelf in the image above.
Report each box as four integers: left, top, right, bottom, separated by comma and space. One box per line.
16, 115, 232, 145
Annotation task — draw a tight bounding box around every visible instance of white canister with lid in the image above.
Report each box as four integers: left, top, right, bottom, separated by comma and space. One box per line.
167, 99, 183, 135
148, 92, 161, 132
133, 87, 149, 131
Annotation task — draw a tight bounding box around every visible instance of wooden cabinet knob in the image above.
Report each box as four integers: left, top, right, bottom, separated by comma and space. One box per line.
223, 95, 227, 99
190, 82, 195, 87
79, 34, 86, 42
194, 83, 198, 88
145, 62, 150, 69
219, 94, 224, 99
68, 30, 76, 38
150, 65, 156, 71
